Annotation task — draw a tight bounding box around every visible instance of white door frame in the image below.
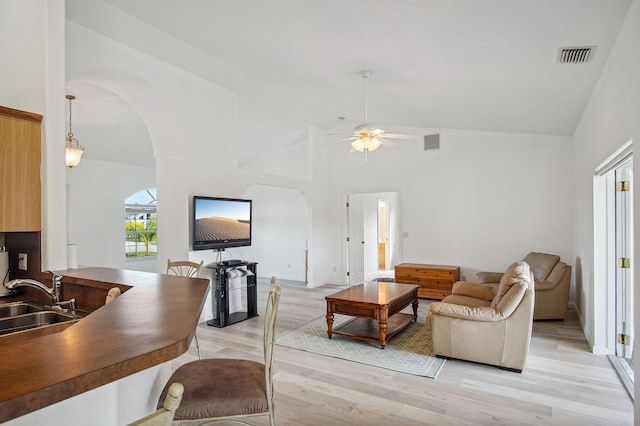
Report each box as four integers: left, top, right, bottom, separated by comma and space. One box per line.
593, 140, 633, 354
343, 190, 402, 285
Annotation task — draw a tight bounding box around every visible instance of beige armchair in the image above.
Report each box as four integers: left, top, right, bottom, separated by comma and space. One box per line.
477, 252, 571, 320
428, 261, 534, 372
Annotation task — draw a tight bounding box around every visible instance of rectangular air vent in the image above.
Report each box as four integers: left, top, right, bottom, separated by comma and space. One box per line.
558, 46, 595, 64
424, 134, 440, 151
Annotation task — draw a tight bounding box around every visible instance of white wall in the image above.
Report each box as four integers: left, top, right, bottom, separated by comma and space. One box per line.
240, 185, 310, 281
569, 0, 640, 411
66, 159, 157, 271
324, 128, 574, 283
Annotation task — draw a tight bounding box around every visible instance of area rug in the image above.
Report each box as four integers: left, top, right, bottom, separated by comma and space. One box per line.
371, 277, 395, 282
275, 304, 445, 378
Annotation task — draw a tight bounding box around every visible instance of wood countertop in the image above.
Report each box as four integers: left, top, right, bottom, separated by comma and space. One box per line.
0, 267, 210, 423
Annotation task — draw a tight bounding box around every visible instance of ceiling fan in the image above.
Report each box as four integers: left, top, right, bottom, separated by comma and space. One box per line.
332, 70, 423, 161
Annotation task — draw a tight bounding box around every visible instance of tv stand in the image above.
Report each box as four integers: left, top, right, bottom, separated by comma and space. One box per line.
205, 261, 258, 328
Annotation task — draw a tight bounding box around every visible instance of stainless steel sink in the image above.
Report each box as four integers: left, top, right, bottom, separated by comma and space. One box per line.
0, 311, 77, 335
0, 302, 44, 318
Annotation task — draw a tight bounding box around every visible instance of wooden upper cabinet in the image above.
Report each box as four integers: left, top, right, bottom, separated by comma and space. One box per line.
0, 106, 42, 232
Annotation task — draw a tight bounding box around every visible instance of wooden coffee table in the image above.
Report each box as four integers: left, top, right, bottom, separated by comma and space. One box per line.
325, 282, 419, 349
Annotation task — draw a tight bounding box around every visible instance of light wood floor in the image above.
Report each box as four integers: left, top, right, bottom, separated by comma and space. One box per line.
172, 278, 633, 425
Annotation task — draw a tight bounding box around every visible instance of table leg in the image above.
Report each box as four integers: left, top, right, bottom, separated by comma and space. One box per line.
412, 298, 419, 322
378, 319, 388, 349
326, 312, 334, 339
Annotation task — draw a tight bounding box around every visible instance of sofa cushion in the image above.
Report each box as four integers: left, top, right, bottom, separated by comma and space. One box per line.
441, 294, 492, 308
523, 252, 560, 281
451, 282, 496, 301
491, 261, 530, 307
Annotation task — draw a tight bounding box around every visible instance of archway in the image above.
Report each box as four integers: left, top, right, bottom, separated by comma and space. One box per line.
65, 70, 185, 272
242, 184, 311, 282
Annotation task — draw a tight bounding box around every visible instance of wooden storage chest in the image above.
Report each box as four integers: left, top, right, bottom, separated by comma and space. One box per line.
394, 263, 460, 299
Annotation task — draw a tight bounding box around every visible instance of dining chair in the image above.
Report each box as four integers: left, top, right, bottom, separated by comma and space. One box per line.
156, 277, 282, 425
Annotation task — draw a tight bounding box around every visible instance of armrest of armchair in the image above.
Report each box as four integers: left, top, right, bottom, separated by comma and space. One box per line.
430, 282, 527, 322
451, 281, 496, 301
476, 271, 504, 284
429, 302, 504, 321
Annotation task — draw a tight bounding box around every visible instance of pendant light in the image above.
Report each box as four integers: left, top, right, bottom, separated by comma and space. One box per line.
65, 95, 84, 168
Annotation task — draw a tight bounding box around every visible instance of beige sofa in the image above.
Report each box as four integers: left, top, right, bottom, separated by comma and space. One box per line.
477, 252, 571, 320
428, 261, 535, 372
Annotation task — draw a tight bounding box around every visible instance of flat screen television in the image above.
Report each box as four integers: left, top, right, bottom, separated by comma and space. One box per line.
192, 196, 252, 251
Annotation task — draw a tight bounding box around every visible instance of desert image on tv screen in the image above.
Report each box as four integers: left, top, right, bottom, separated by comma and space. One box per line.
194, 199, 250, 243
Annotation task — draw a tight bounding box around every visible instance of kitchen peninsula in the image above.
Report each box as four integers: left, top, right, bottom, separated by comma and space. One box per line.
0, 267, 209, 424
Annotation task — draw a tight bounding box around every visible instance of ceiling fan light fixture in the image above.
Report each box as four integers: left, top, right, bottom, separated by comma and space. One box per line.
351, 71, 384, 159
351, 134, 382, 153
351, 137, 365, 153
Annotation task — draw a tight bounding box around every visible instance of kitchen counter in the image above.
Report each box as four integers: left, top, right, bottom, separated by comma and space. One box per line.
0, 267, 209, 423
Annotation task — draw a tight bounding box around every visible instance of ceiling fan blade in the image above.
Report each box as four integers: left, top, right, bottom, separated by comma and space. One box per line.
383, 133, 423, 140
336, 136, 358, 142
380, 138, 397, 148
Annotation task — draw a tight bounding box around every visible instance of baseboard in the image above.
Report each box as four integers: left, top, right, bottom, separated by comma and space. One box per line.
570, 302, 606, 354
257, 274, 305, 282
570, 302, 584, 328
305, 280, 332, 288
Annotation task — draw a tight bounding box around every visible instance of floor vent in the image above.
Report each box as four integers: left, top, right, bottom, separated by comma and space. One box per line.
558, 46, 595, 64
424, 134, 440, 151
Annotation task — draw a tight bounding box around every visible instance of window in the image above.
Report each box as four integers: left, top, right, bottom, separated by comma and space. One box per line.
125, 188, 157, 259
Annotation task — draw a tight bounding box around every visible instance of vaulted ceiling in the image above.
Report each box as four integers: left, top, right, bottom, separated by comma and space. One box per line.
67, 0, 633, 165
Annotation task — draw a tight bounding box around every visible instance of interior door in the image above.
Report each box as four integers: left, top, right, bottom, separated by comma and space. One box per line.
615, 160, 634, 367
347, 195, 365, 285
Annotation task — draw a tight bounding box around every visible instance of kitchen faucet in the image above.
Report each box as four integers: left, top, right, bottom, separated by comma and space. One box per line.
4, 271, 76, 313
51, 270, 63, 302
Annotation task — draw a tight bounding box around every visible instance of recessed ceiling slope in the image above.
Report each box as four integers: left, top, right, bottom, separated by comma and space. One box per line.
71, 0, 633, 164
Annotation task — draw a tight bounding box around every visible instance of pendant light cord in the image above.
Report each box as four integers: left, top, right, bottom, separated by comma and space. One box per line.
66, 95, 76, 139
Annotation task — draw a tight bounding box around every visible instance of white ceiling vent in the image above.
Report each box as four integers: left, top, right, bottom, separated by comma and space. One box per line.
558, 46, 595, 64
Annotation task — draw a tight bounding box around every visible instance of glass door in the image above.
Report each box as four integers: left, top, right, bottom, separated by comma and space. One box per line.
615, 159, 634, 382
